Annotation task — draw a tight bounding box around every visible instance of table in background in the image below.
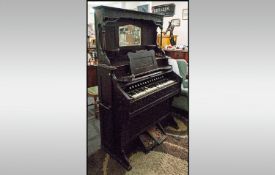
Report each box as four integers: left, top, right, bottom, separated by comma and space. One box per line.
164, 49, 189, 63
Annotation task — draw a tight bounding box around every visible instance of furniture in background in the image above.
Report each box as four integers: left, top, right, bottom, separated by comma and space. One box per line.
88, 47, 97, 65
87, 63, 97, 87
171, 59, 188, 117
88, 86, 99, 118
88, 62, 99, 118
162, 19, 181, 46
164, 49, 189, 63
88, 36, 96, 48
157, 33, 177, 48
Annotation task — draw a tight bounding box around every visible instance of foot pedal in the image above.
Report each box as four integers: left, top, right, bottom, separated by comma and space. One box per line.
138, 123, 167, 153
147, 124, 167, 144
139, 132, 157, 153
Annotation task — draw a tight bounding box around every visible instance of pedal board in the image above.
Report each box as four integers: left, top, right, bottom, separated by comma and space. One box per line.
138, 123, 167, 153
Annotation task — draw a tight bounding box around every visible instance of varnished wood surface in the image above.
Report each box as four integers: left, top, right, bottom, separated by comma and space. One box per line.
88, 64, 97, 87
164, 49, 189, 62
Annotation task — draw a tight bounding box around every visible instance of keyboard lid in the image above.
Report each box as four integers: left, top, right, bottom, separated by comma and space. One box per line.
128, 50, 158, 76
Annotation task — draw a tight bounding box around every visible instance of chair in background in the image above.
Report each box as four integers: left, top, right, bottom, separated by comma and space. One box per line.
88, 86, 99, 118
160, 58, 188, 129
171, 59, 189, 118
88, 64, 99, 118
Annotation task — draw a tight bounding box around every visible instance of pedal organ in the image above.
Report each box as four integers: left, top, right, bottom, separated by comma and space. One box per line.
94, 6, 181, 170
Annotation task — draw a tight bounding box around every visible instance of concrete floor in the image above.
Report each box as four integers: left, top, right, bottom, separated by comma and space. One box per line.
88, 97, 101, 157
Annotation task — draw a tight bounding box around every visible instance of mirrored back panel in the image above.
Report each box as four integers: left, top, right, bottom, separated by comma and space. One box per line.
102, 19, 157, 52
119, 25, 141, 47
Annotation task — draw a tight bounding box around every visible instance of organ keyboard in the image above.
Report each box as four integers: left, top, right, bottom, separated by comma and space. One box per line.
127, 77, 176, 99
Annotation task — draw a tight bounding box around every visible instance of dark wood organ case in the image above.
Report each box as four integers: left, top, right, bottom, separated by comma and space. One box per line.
94, 6, 181, 170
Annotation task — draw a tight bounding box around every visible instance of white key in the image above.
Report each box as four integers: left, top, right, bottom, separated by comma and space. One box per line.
131, 80, 175, 99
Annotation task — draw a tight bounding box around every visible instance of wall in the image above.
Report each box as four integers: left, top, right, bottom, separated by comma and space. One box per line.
121, 1, 188, 46
152, 1, 188, 46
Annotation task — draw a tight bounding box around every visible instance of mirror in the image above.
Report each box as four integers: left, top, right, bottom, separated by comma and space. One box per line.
119, 25, 141, 47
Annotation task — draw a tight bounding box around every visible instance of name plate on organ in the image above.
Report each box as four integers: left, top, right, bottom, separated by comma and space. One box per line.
128, 50, 158, 75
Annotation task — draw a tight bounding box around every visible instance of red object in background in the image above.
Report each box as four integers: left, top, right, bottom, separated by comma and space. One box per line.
167, 45, 173, 49
87, 64, 97, 87
164, 49, 189, 63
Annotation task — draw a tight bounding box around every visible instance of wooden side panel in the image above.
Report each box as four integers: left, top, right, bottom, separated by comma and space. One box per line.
97, 66, 112, 108
105, 25, 118, 51
100, 104, 114, 151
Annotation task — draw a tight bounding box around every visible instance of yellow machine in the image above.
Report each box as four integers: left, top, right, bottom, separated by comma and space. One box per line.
157, 19, 180, 48
157, 33, 177, 49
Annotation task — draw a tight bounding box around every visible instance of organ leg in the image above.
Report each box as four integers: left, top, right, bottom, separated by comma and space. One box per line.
157, 122, 167, 134
104, 147, 132, 171
117, 150, 132, 171
169, 117, 179, 129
